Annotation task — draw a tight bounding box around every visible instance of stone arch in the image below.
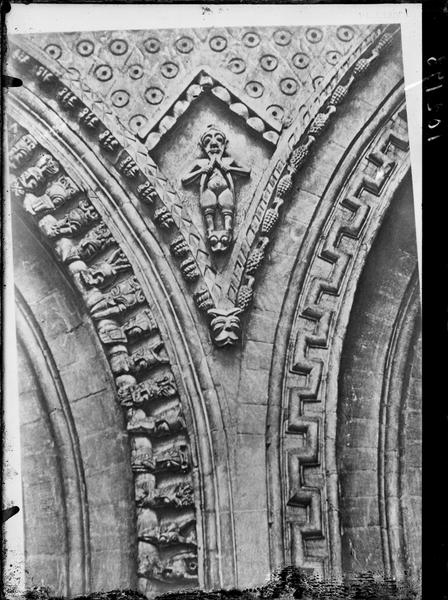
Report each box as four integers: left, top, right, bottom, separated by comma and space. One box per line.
8, 82, 236, 594
336, 172, 420, 581
13, 218, 136, 596
266, 80, 412, 579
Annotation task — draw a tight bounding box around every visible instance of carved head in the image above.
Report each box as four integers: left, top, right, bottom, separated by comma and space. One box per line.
208, 307, 242, 347
200, 124, 227, 158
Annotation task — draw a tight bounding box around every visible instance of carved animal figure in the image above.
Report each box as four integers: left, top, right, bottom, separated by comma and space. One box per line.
181, 124, 250, 253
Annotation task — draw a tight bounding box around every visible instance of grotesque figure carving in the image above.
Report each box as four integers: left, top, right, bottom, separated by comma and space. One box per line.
123, 309, 158, 339
131, 340, 169, 373
87, 276, 145, 319
76, 223, 114, 261
24, 175, 79, 216
159, 552, 198, 582
147, 481, 194, 509
118, 373, 178, 408
208, 307, 242, 347
154, 443, 190, 473
181, 125, 251, 253
9, 134, 39, 170
17, 153, 60, 195
39, 198, 99, 238
80, 248, 131, 289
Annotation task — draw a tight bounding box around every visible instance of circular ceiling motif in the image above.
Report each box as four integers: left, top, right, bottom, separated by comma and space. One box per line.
111, 89, 130, 108
176, 36, 194, 54
292, 52, 310, 69
94, 64, 113, 82
76, 39, 94, 57
260, 54, 278, 71
337, 26, 355, 42
228, 57, 246, 74
243, 32, 261, 47
144, 37, 161, 53
44, 44, 62, 60
109, 39, 128, 55
145, 87, 164, 105
267, 104, 284, 121
128, 64, 143, 80
129, 114, 148, 133
245, 81, 264, 98
280, 77, 298, 95
306, 27, 323, 43
326, 50, 342, 65
209, 35, 227, 52
273, 29, 292, 46
160, 62, 179, 79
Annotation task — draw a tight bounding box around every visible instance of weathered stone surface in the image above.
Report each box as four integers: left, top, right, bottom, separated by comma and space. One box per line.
6, 20, 419, 599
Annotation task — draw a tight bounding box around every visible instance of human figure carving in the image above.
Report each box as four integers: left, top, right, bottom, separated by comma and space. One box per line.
181, 124, 250, 253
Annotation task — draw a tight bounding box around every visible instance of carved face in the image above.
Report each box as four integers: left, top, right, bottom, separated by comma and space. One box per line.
201, 127, 227, 158
209, 308, 242, 347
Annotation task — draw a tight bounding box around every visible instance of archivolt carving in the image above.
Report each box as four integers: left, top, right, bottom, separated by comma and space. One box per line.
9, 25, 392, 347
232, 27, 397, 311
7, 107, 232, 595
266, 87, 410, 578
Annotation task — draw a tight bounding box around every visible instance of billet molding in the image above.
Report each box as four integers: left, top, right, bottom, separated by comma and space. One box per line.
9, 26, 389, 348
266, 89, 410, 577
8, 121, 202, 597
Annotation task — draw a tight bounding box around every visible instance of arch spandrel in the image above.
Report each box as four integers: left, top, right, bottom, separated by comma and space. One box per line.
5, 21, 420, 596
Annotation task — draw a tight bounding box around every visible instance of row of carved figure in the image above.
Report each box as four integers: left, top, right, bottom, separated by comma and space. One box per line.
10, 46, 221, 329
8, 122, 199, 590
9, 30, 395, 350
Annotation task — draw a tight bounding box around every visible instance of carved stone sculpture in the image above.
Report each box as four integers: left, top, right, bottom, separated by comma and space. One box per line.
131, 340, 169, 373
208, 307, 242, 347
158, 552, 198, 582
122, 309, 158, 339
97, 319, 127, 346
76, 223, 114, 260
127, 405, 186, 437
23, 175, 79, 215
118, 373, 178, 408
131, 437, 155, 473
127, 409, 157, 434
158, 518, 197, 547
154, 443, 190, 473
87, 276, 145, 319
80, 248, 131, 288
146, 481, 194, 510
9, 133, 39, 169
15, 153, 60, 196
181, 124, 250, 253
39, 198, 99, 238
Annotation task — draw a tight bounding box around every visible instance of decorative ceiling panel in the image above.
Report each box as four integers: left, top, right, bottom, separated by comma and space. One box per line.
28, 25, 378, 145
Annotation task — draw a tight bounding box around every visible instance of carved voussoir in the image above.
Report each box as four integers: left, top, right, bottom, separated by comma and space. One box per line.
98, 129, 120, 152
76, 223, 114, 261
131, 340, 169, 374
9, 134, 39, 170
88, 276, 145, 319
39, 198, 99, 238
56, 86, 80, 110
153, 207, 174, 229
78, 107, 100, 130
80, 248, 131, 289
208, 307, 242, 347
117, 373, 178, 408
123, 309, 159, 339
137, 181, 158, 205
